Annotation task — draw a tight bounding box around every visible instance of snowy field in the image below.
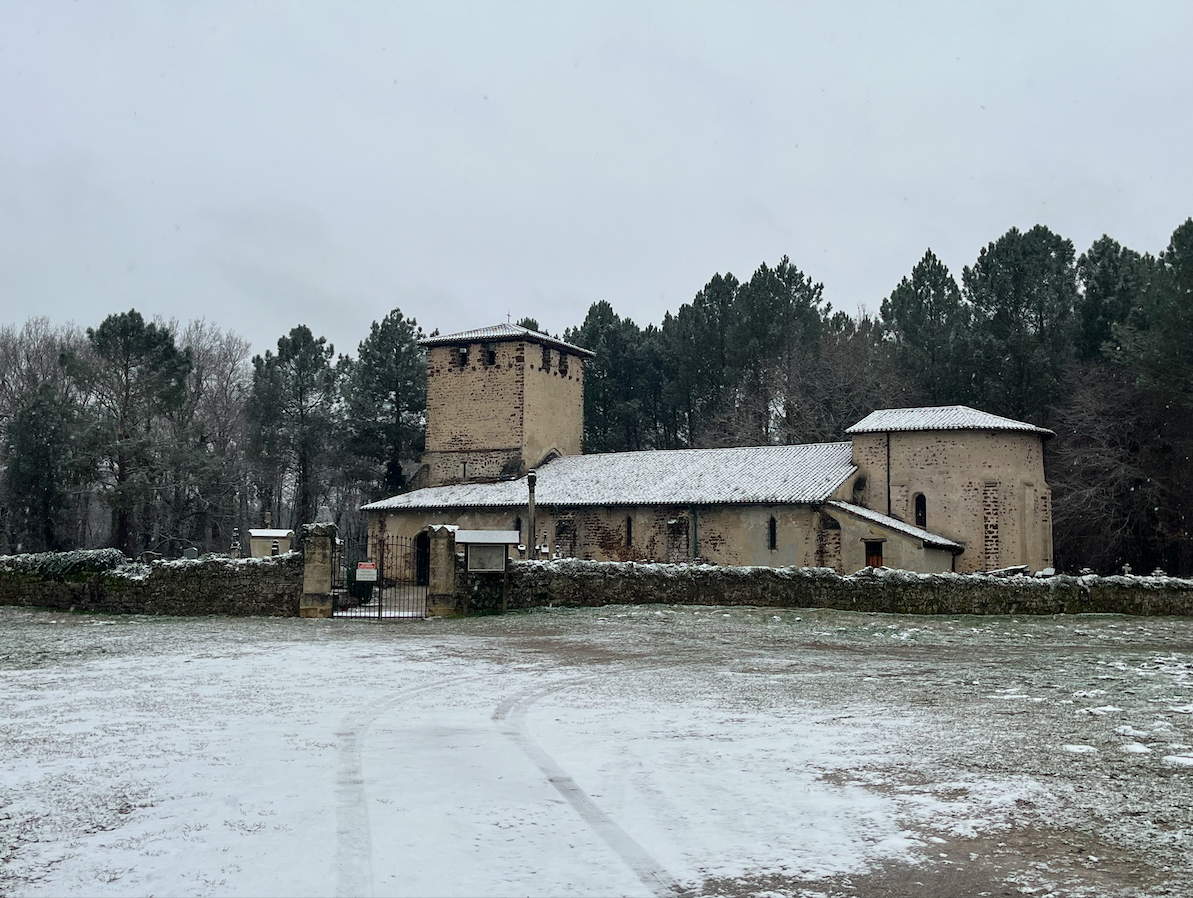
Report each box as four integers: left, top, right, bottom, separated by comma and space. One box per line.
2, 606, 1191, 898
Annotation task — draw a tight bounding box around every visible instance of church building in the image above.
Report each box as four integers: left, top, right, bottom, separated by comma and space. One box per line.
363, 324, 1054, 574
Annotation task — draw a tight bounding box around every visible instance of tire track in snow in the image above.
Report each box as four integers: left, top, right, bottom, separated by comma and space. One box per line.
335, 675, 479, 898
493, 681, 682, 898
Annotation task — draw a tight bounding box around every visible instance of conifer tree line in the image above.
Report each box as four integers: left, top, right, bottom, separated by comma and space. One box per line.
1, 218, 1190, 573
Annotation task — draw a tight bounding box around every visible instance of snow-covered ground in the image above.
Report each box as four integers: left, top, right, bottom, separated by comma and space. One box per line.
1, 606, 1191, 898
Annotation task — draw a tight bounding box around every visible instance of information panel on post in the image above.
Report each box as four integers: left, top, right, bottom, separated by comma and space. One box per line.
453, 530, 521, 573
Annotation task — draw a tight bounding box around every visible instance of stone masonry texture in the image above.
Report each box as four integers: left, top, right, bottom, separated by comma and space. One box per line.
458, 560, 1193, 617
0, 553, 302, 616
422, 339, 584, 487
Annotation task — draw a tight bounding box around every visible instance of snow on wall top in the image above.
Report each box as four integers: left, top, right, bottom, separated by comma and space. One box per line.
419, 323, 596, 358
824, 500, 963, 551
846, 405, 1054, 438
363, 442, 857, 511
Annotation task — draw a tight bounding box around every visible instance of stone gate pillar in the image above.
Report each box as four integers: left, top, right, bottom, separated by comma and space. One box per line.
300, 523, 337, 618
426, 526, 458, 616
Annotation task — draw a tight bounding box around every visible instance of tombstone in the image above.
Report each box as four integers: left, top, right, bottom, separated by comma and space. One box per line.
316, 504, 334, 525
230, 527, 241, 559
184, 547, 199, 560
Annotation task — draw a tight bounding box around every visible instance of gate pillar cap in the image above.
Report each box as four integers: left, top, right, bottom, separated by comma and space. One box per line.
298, 522, 337, 540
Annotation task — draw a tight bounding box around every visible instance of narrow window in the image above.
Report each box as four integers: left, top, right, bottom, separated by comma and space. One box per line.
914, 493, 927, 528
456, 345, 469, 368
865, 540, 884, 568
555, 520, 575, 558
559, 352, 569, 376
625, 515, 633, 547
541, 344, 551, 370
767, 516, 778, 550
514, 515, 522, 536
484, 342, 497, 366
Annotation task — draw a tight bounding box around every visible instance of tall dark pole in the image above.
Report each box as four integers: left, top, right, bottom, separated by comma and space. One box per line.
527, 470, 537, 559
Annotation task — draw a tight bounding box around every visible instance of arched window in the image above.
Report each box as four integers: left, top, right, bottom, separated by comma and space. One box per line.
914, 493, 927, 528
852, 476, 867, 502
514, 516, 522, 536
767, 516, 778, 550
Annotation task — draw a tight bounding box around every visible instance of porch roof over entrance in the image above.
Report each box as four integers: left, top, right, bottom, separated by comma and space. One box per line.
453, 530, 521, 544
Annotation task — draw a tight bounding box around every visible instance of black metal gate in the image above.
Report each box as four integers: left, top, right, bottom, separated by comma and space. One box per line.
333, 534, 427, 620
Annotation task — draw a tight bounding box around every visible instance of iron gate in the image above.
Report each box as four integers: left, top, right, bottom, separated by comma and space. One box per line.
333, 534, 429, 620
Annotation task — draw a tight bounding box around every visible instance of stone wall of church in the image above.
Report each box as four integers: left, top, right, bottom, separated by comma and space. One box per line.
423, 341, 526, 485
522, 345, 584, 465
371, 507, 528, 561
831, 511, 956, 573
422, 339, 585, 485
848, 430, 1051, 574
425, 342, 525, 453
372, 503, 944, 573
425, 448, 525, 487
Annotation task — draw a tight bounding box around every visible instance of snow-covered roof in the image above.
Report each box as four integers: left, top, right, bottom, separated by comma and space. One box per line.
248, 529, 294, 538
846, 405, 1054, 438
824, 500, 963, 551
455, 530, 522, 544
419, 323, 595, 358
363, 443, 857, 511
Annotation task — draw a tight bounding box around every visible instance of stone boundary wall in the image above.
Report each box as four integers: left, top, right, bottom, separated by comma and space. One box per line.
462, 559, 1193, 616
0, 550, 302, 616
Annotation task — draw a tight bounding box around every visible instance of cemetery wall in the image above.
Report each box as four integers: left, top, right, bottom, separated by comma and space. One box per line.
460, 559, 1193, 617
0, 549, 302, 616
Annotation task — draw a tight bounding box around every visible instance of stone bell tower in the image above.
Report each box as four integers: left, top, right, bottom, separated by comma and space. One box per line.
419, 324, 593, 487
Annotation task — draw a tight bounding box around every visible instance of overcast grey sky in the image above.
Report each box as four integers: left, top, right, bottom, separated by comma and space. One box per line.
1, 0, 1190, 357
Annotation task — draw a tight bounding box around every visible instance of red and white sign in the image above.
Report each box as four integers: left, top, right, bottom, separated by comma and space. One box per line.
355, 562, 378, 582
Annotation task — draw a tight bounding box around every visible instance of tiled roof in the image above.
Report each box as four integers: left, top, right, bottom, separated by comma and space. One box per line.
824, 500, 963, 551
419, 324, 596, 358
846, 405, 1054, 438
362, 443, 857, 510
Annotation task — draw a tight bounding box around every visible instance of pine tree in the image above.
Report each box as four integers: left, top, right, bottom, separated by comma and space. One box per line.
340, 309, 426, 497
881, 249, 974, 405
4, 386, 72, 552
962, 225, 1077, 423
247, 326, 337, 528
65, 310, 191, 555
